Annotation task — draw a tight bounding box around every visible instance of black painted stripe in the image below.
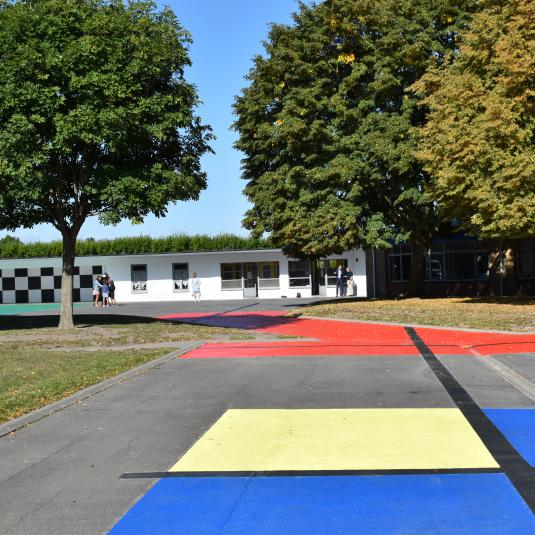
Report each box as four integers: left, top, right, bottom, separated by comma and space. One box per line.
405, 326, 535, 513
121, 467, 502, 479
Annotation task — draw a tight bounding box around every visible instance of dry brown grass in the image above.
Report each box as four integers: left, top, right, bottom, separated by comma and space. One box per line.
296, 297, 535, 332
0, 321, 260, 350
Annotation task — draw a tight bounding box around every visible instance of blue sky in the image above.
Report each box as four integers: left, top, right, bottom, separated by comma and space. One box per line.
14, 0, 305, 243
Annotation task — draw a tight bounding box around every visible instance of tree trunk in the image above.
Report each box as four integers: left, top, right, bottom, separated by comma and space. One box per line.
58, 230, 77, 329
309, 257, 318, 295
406, 241, 428, 297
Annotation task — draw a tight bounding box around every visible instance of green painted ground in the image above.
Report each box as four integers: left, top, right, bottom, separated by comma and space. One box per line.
0, 303, 83, 315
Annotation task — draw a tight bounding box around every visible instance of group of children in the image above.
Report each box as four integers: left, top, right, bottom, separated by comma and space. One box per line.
93, 273, 117, 307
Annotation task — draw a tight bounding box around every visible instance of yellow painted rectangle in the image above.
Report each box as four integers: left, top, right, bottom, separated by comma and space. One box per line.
170, 408, 498, 472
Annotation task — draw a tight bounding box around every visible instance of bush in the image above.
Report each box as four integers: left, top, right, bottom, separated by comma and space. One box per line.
0, 233, 274, 259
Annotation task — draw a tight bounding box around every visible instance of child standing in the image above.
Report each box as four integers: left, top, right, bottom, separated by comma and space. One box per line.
101, 278, 110, 307
191, 272, 201, 302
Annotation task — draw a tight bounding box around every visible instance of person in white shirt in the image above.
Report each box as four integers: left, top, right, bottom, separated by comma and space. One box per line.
191, 272, 201, 302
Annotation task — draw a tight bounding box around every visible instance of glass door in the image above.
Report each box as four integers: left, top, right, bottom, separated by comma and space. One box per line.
242, 262, 258, 298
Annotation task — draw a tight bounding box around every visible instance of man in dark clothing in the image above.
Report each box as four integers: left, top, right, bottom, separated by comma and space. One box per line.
335, 264, 347, 297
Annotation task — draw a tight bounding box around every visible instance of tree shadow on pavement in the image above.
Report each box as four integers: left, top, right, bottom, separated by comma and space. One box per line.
0, 314, 163, 331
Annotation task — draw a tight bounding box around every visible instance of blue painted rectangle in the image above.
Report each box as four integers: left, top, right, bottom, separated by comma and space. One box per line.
109, 474, 535, 534
484, 408, 535, 467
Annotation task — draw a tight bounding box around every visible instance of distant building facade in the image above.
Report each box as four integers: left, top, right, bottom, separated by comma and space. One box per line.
366, 237, 535, 297
0, 248, 367, 303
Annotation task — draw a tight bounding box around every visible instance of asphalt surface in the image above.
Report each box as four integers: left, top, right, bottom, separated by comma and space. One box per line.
1, 300, 534, 534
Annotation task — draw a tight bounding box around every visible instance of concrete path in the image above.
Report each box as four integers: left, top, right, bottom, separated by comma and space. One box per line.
1, 303, 535, 534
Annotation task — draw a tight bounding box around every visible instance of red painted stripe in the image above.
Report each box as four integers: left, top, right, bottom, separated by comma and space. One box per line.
158, 311, 535, 358
417, 327, 535, 356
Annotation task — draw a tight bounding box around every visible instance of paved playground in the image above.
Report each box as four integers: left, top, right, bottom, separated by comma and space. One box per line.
1, 301, 535, 534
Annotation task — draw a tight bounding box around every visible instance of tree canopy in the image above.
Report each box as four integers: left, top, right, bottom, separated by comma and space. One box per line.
413, 0, 535, 239
233, 2, 472, 249
0, 0, 213, 326
233, 0, 474, 293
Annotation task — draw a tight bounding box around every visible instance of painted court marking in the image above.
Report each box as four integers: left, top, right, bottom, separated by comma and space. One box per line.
110, 312, 535, 533
169, 408, 498, 472
161, 311, 535, 358
407, 327, 535, 513
484, 409, 535, 468
109, 474, 535, 535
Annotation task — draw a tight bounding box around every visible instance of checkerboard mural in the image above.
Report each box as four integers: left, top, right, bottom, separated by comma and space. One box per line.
0, 265, 102, 304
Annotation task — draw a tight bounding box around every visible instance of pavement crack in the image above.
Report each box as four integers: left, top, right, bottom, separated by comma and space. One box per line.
219, 476, 255, 533
0, 439, 78, 486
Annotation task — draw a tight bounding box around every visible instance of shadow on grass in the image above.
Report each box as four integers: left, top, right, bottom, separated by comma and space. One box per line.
288, 297, 367, 309
457, 297, 535, 306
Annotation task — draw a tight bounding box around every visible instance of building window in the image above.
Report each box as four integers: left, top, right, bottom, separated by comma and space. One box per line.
389, 240, 492, 282
173, 263, 189, 291
444, 242, 477, 280
220, 262, 281, 290
427, 241, 489, 281
288, 260, 311, 287
519, 245, 535, 278
316, 259, 348, 286
131, 264, 147, 292
388, 245, 412, 282
257, 261, 280, 289
221, 263, 242, 290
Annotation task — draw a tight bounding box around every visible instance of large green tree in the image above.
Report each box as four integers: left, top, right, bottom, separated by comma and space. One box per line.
413, 0, 535, 239
234, 0, 474, 295
0, 0, 212, 327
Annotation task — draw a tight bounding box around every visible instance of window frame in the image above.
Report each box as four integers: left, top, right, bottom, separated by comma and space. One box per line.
257, 261, 280, 289
131, 264, 148, 293
388, 240, 493, 283
220, 261, 281, 291
518, 246, 535, 279
388, 246, 412, 282
172, 263, 189, 292
221, 262, 243, 291
288, 260, 311, 288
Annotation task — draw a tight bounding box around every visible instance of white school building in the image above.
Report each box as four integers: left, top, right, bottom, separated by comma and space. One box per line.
0, 248, 367, 304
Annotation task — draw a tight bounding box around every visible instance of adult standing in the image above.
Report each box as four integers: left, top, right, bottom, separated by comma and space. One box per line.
108, 276, 117, 306
335, 264, 345, 297
191, 272, 201, 302
93, 276, 102, 307
346, 266, 354, 296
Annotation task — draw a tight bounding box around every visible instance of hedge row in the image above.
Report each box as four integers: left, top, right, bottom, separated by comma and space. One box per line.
0, 234, 275, 259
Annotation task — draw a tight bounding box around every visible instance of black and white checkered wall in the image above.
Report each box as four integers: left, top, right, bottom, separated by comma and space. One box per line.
0, 265, 102, 304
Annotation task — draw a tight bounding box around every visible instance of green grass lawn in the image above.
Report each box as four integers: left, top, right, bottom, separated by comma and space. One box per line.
296, 297, 535, 332
0, 347, 169, 424
0, 317, 274, 424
